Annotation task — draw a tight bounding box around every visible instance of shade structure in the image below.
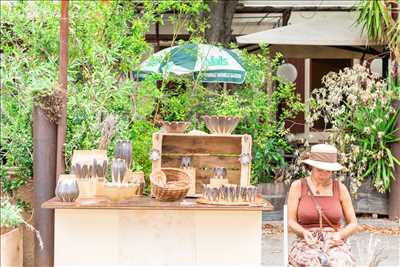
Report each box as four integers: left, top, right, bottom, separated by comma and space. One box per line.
134, 44, 246, 84
237, 14, 376, 46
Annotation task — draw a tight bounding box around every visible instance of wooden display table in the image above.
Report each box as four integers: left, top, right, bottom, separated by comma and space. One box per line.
43, 197, 272, 266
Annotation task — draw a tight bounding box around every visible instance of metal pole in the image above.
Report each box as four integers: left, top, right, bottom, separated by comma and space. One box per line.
33, 106, 57, 266
56, 0, 69, 179
389, 0, 400, 220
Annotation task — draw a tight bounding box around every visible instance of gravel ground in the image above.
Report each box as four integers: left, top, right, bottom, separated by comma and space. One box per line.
262, 219, 400, 267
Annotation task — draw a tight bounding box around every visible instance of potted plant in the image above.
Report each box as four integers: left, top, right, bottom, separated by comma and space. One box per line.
1, 198, 43, 266
159, 93, 191, 133
203, 91, 241, 135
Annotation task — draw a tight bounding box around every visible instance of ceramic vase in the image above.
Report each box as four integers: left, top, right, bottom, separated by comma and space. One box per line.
55, 175, 79, 202
115, 140, 132, 168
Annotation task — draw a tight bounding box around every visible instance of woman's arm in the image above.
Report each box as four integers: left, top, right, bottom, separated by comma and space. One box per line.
337, 182, 358, 240
287, 180, 309, 237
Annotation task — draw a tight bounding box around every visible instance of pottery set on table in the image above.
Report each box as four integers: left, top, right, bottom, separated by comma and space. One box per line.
56, 140, 143, 203
103, 140, 143, 202
73, 158, 108, 198
202, 184, 257, 203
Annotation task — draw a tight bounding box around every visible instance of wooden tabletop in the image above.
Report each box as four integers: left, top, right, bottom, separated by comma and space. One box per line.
42, 196, 274, 211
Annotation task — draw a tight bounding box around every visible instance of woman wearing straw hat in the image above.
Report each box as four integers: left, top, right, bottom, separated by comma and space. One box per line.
287, 144, 358, 267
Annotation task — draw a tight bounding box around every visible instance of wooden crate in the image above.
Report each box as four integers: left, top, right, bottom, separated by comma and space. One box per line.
151, 133, 252, 194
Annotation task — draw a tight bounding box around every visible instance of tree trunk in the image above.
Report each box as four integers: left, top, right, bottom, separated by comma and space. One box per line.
205, 0, 238, 47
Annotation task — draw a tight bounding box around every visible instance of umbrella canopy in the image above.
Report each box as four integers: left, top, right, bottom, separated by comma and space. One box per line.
134, 44, 246, 84
237, 14, 376, 46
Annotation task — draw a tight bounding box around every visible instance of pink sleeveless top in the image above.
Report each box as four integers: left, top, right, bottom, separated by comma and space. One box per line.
297, 178, 343, 229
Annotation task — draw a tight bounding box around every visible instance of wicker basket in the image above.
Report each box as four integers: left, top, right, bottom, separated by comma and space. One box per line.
150, 168, 190, 201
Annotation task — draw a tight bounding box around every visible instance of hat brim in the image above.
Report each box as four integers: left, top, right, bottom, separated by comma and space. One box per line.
302, 159, 344, 171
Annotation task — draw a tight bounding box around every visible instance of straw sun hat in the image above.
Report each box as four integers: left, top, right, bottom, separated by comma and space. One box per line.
301, 144, 344, 171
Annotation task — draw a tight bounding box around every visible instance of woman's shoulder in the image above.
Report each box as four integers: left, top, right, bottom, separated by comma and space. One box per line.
291, 177, 308, 187
290, 179, 302, 188
289, 178, 307, 193
336, 180, 351, 200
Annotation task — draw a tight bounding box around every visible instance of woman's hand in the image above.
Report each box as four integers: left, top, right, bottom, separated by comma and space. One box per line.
302, 229, 317, 245
329, 232, 344, 247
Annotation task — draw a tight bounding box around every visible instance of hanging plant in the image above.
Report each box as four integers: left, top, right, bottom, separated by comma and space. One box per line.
32, 87, 64, 123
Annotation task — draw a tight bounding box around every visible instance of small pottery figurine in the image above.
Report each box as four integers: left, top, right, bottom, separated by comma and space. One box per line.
213, 167, 227, 179
149, 149, 161, 161
180, 156, 192, 168
55, 175, 79, 202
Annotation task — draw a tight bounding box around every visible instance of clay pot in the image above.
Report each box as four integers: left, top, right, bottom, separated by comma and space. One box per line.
103, 183, 125, 202
115, 140, 132, 168
162, 121, 190, 133
103, 182, 139, 201
55, 175, 79, 202
203, 116, 240, 135
111, 158, 127, 183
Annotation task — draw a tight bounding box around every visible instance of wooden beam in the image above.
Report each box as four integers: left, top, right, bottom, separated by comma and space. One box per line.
135, 4, 356, 15
328, 45, 382, 55
155, 22, 160, 52
145, 34, 190, 42
304, 58, 311, 143
282, 9, 291, 26
234, 5, 357, 14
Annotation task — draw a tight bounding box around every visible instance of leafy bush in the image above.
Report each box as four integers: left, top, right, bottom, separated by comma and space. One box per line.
307, 64, 399, 193
1, 0, 302, 205
0, 197, 43, 248
1, 1, 207, 197
0, 198, 24, 229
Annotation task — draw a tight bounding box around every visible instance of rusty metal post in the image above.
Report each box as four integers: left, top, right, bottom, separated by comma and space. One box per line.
389, 99, 400, 219
33, 106, 57, 266
56, 0, 69, 179
389, 1, 400, 220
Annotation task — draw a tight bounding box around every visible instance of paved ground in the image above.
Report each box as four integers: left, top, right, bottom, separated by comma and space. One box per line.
262, 219, 400, 267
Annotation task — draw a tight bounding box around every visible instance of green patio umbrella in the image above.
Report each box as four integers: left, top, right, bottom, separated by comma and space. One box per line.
134, 43, 246, 84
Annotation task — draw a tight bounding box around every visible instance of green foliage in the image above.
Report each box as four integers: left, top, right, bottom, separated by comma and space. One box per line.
348, 103, 400, 192
0, 0, 209, 197
0, 197, 43, 249
208, 90, 244, 117
1, 0, 302, 205
0, 198, 24, 229
357, 0, 391, 44
153, 45, 303, 183
356, 0, 399, 85
129, 120, 158, 173
252, 138, 289, 184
